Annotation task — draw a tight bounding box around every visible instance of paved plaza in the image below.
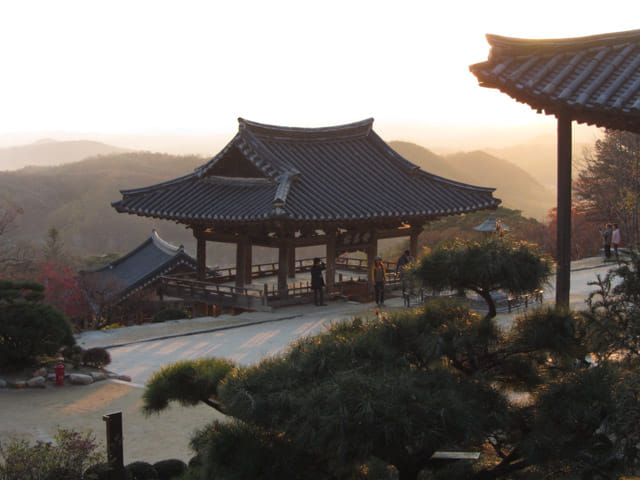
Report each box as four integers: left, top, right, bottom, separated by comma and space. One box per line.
0, 257, 619, 465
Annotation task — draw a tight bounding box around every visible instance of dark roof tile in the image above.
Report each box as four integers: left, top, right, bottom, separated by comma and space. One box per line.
113, 119, 499, 224
80, 230, 199, 304
470, 29, 640, 132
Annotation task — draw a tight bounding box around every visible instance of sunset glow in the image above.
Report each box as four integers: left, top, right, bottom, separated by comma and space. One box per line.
1, 0, 638, 142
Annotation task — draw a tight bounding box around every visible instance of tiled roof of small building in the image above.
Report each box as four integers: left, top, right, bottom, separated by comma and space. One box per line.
80, 230, 199, 304
113, 118, 500, 224
470, 29, 640, 133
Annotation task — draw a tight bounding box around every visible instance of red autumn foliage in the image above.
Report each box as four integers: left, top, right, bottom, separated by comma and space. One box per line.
36, 261, 89, 320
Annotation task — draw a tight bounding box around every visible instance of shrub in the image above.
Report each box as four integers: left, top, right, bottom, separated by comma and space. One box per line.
0, 428, 103, 480
84, 463, 133, 480
152, 459, 187, 480
61, 344, 85, 369
43, 466, 81, 480
126, 461, 158, 479
0, 280, 75, 369
152, 308, 187, 323
82, 348, 111, 368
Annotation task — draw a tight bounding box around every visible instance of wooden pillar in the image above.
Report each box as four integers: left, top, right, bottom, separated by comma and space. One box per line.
278, 239, 290, 298
366, 231, 378, 291
235, 234, 249, 289
244, 242, 252, 284
195, 230, 206, 281
556, 112, 572, 308
326, 227, 337, 289
288, 245, 296, 278
409, 225, 422, 259
103, 412, 126, 480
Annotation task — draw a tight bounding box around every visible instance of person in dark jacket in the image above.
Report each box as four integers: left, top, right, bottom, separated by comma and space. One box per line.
310, 257, 326, 306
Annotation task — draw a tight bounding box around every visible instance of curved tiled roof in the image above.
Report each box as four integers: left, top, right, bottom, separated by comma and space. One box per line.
79, 230, 199, 304
113, 118, 500, 224
470, 29, 640, 133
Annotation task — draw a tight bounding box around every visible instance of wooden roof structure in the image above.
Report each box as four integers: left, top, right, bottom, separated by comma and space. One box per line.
113, 118, 499, 226
80, 230, 199, 306
471, 29, 640, 306
112, 118, 500, 308
470, 30, 640, 133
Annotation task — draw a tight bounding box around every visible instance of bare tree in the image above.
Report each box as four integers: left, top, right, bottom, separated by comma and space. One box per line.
0, 202, 23, 238
575, 130, 640, 250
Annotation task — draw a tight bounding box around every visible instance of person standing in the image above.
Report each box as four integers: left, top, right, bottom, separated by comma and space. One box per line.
310, 257, 326, 306
612, 223, 621, 261
600, 223, 613, 259
372, 256, 386, 306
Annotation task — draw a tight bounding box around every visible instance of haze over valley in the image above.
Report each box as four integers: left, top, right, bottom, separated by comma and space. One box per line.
0, 124, 599, 262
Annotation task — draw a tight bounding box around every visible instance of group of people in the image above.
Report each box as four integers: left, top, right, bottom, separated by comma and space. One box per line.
310, 250, 415, 308
599, 223, 621, 260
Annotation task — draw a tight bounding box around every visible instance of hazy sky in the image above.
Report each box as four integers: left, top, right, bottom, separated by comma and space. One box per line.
2, 0, 639, 138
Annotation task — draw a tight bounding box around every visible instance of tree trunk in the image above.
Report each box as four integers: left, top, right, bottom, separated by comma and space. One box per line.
476, 289, 497, 319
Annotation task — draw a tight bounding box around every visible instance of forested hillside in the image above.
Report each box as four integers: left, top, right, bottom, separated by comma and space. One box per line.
389, 141, 554, 219
0, 152, 205, 254
2, 142, 555, 263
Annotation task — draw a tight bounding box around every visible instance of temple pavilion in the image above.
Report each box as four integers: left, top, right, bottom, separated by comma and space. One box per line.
113, 118, 500, 310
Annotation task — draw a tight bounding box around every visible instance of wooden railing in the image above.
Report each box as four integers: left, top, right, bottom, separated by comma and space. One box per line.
210, 256, 399, 282
159, 256, 405, 310
160, 276, 270, 311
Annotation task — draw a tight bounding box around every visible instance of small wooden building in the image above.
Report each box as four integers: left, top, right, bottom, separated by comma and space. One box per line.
113, 118, 500, 308
79, 230, 200, 315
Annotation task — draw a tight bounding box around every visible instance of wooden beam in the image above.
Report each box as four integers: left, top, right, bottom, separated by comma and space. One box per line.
556, 112, 572, 308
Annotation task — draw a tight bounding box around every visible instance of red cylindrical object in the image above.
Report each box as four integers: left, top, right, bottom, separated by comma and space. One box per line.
54, 361, 65, 386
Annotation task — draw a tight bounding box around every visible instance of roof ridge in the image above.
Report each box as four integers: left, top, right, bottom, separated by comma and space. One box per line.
238, 117, 374, 141
150, 229, 182, 254
485, 29, 640, 55
270, 169, 300, 217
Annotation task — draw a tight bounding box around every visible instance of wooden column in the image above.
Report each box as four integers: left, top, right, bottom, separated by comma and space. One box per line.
278, 239, 290, 298
195, 229, 206, 281
326, 227, 337, 289
409, 225, 422, 259
366, 231, 378, 291
244, 242, 252, 284
556, 112, 572, 308
235, 234, 249, 289
288, 246, 296, 278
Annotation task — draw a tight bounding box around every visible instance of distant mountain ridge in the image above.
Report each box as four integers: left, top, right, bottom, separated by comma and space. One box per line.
0, 139, 130, 171
389, 141, 554, 220
0, 141, 554, 259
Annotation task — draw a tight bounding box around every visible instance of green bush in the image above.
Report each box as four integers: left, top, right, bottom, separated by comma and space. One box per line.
152, 308, 187, 323
43, 466, 81, 480
152, 459, 187, 480
61, 344, 85, 369
126, 461, 158, 479
84, 463, 133, 480
0, 280, 75, 369
82, 348, 111, 368
0, 302, 75, 368
0, 428, 103, 480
